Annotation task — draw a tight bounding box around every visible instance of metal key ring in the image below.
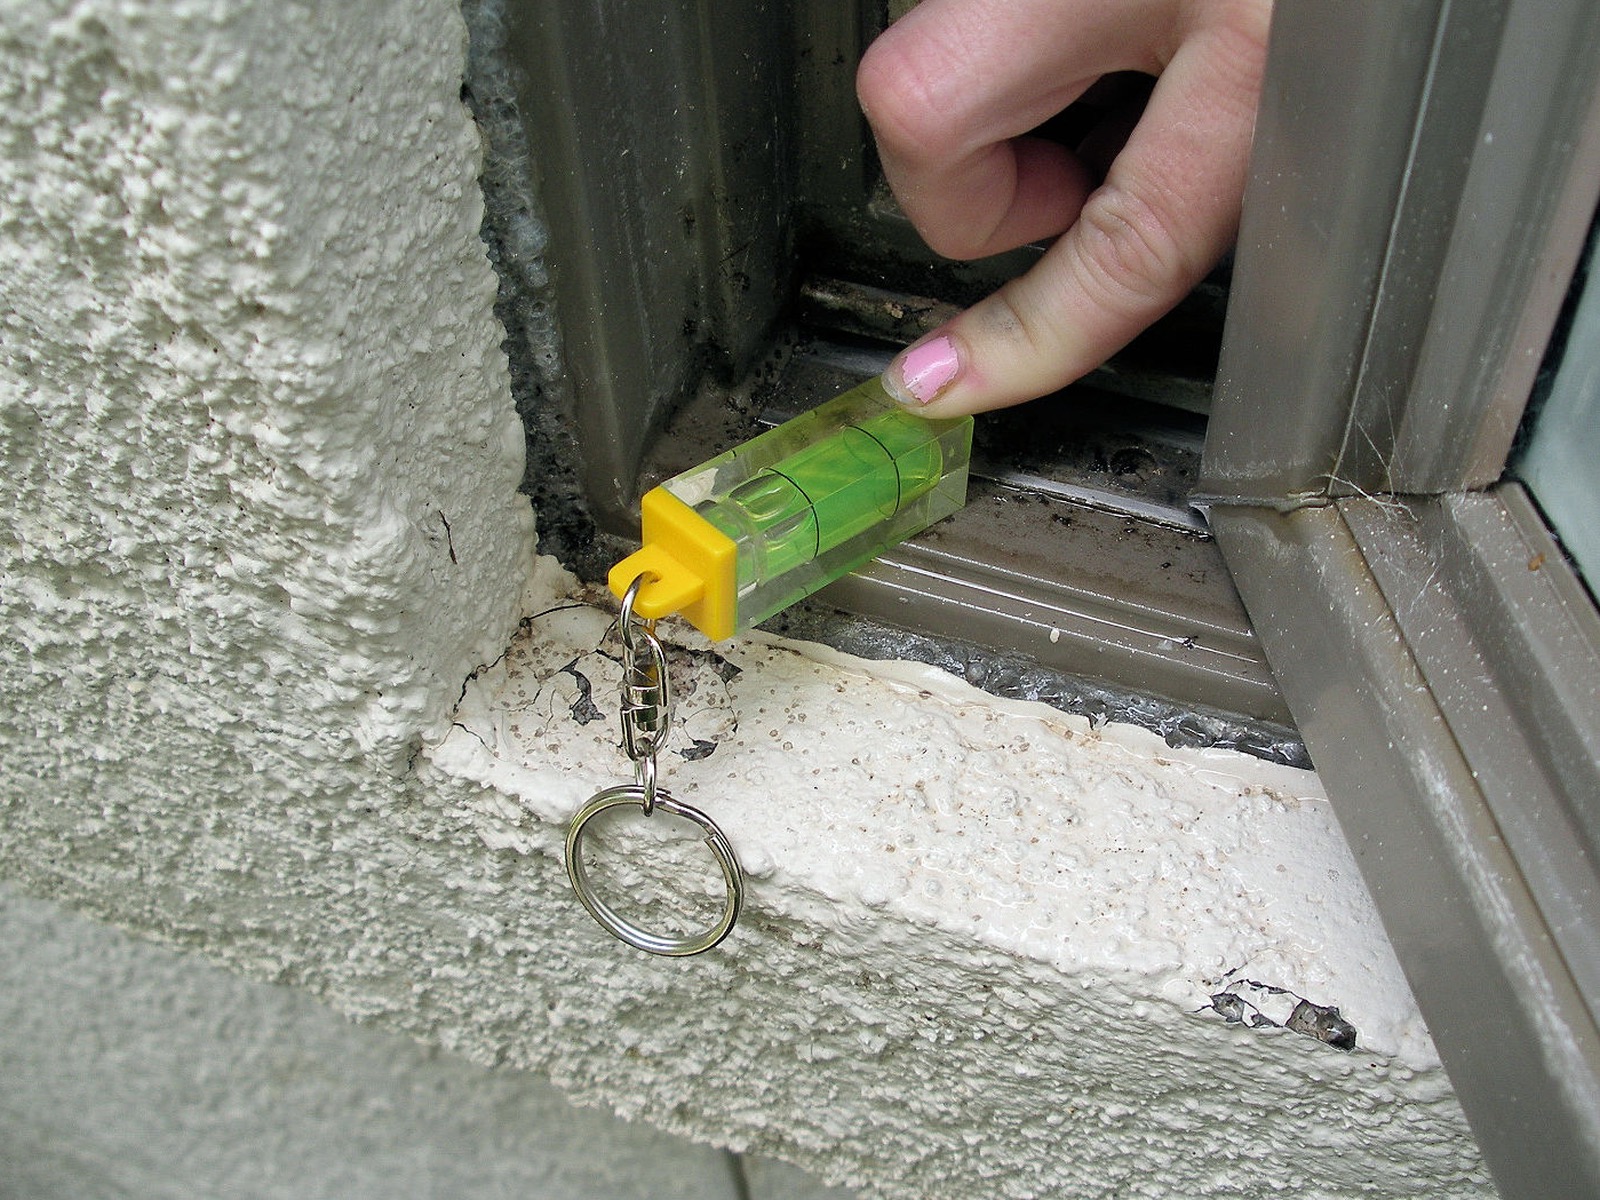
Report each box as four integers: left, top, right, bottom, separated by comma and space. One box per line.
618, 573, 654, 657
564, 784, 744, 956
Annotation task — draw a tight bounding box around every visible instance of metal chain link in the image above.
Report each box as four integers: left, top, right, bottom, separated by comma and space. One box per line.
618, 576, 670, 814
563, 572, 745, 956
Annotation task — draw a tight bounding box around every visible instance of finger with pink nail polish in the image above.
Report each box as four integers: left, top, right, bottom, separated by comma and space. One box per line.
885, 334, 960, 408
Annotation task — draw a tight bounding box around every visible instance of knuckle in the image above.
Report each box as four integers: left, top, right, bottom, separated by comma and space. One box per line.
924, 223, 991, 262
855, 37, 965, 162
1205, 20, 1271, 104
1183, 0, 1272, 100
1212, 0, 1273, 54
1069, 185, 1195, 317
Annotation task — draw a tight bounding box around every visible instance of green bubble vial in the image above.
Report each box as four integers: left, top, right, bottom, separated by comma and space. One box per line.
608, 376, 973, 639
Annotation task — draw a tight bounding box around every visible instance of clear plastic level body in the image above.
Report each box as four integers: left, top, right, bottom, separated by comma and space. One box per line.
609, 377, 973, 640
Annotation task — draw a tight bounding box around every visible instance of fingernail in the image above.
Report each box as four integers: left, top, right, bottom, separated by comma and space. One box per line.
886, 335, 959, 406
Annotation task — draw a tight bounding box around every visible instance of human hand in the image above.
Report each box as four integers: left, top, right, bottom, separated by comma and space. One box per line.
857, 0, 1271, 416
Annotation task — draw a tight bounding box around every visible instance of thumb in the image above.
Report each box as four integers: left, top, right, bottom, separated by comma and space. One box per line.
880, 24, 1263, 418
879, 206, 1194, 416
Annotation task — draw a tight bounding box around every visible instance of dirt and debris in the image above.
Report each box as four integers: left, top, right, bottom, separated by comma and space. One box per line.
1200, 976, 1358, 1052
498, 603, 742, 763
557, 659, 605, 725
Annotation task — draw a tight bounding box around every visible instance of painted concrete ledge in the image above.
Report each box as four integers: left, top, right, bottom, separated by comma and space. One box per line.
421, 559, 1494, 1200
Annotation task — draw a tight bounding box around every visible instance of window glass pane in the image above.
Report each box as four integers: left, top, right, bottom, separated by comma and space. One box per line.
1516, 236, 1600, 594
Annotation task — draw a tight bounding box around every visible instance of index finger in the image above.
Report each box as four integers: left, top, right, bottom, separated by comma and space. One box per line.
882, 12, 1270, 415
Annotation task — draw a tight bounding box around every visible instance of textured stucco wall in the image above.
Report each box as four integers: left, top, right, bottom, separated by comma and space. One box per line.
0, 0, 533, 966
0, 2, 762, 1192
0, 1, 1494, 1198
0, 883, 758, 1200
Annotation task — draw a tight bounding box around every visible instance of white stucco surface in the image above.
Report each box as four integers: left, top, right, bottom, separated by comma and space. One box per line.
0, 0, 535, 769
0, 0, 533, 949
0, 0, 1493, 1197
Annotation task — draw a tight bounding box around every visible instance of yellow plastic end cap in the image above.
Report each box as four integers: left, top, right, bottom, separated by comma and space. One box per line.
608, 543, 704, 620
607, 487, 737, 640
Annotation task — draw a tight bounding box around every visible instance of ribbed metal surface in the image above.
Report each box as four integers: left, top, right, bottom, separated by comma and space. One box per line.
1203, 3, 1600, 1194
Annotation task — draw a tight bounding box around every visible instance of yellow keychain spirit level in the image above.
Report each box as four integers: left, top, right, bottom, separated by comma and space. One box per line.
608, 376, 974, 639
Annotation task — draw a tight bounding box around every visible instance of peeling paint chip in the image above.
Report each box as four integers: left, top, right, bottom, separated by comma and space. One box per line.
679, 738, 718, 761
1285, 999, 1358, 1051
558, 660, 605, 725
1200, 979, 1357, 1051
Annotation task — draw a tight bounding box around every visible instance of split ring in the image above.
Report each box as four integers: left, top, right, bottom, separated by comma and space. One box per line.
564, 784, 743, 956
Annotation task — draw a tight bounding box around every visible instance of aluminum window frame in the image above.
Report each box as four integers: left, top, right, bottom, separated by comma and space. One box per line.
1199, 3, 1600, 1196
493, 0, 1295, 747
